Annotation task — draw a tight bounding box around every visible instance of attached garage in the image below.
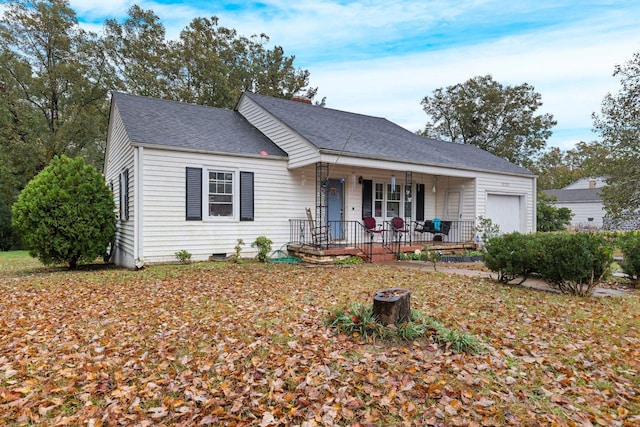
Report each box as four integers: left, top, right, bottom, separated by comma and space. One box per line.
486, 193, 524, 233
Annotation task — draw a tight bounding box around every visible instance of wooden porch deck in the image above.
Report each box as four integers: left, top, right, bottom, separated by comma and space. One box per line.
287, 241, 477, 264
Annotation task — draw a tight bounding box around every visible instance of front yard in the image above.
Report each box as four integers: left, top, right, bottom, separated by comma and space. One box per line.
1, 253, 639, 426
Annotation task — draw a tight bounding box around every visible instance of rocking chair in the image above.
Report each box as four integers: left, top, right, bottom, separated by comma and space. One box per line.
305, 208, 331, 246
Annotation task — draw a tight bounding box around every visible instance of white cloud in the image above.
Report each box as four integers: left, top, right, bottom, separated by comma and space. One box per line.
305, 8, 640, 150
69, 0, 131, 20
66, 0, 640, 151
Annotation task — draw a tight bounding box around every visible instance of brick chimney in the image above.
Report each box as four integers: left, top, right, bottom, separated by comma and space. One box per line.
291, 95, 312, 105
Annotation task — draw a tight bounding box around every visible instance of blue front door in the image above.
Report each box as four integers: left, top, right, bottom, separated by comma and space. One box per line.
327, 178, 344, 239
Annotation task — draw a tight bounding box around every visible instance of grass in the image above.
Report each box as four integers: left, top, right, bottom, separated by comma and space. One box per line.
1, 251, 639, 425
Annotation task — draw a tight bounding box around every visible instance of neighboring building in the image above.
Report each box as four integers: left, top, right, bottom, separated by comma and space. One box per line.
544, 178, 605, 229
104, 92, 537, 268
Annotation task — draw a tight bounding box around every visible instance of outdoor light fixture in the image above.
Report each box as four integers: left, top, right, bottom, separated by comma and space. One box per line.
391, 175, 396, 188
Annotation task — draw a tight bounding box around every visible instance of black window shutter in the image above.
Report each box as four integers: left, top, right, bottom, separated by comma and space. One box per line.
186, 167, 202, 221
416, 183, 425, 221
118, 174, 123, 220
123, 169, 130, 221
240, 171, 254, 221
361, 179, 372, 219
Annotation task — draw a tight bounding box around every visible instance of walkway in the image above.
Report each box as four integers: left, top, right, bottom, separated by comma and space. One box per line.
386, 261, 636, 297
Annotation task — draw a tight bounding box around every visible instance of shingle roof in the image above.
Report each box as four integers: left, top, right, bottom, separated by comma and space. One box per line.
544, 188, 603, 203
244, 92, 534, 176
111, 92, 287, 157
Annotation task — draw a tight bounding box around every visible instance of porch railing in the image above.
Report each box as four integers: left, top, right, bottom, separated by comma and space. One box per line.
289, 219, 476, 260
408, 220, 477, 246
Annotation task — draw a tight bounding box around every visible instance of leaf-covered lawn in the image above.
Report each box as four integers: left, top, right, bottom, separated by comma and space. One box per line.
1, 256, 639, 426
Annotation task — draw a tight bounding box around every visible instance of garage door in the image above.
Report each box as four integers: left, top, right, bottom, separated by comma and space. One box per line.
486, 194, 523, 233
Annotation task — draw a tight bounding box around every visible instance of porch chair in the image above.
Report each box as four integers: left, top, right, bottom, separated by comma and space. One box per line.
390, 216, 410, 244
305, 208, 331, 246
363, 216, 386, 243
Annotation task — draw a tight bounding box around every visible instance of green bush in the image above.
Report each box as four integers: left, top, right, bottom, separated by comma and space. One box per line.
483, 232, 539, 284
536, 233, 613, 296
335, 256, 364, 265
11, 156, 116, 269
475, 215, 500, 244
617, 231, 640, 285
483, 232, 614, 296
251, 236, 272, 263
175, 249, 192, 263
537, 192, 573, 232
228, 239, 245, 263
398, 251, 425, 261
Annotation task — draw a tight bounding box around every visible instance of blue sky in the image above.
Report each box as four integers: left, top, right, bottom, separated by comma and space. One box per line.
7, 0, 640, 150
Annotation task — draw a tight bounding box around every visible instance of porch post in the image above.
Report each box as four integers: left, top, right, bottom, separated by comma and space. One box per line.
405, 171, 413, 244
315, 162, 330, 245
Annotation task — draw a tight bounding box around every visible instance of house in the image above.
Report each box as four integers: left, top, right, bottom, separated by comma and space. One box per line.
104, 91, 537, 268
544, 178, 606, 229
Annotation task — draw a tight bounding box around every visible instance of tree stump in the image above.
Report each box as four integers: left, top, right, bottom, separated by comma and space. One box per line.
373, 288, 411, 326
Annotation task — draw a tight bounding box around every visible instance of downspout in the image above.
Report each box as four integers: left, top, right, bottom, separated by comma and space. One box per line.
134, 146, 145, 268
532, 176, 537, 233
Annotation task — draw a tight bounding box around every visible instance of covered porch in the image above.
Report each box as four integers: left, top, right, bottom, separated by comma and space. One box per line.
286, 162, 480, 263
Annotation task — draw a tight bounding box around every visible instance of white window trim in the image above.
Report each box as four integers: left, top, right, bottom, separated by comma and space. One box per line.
204, 167, 240, 222
373, 180, 412, 219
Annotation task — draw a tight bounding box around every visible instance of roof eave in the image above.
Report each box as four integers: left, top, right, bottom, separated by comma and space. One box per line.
318, 148, 535, 178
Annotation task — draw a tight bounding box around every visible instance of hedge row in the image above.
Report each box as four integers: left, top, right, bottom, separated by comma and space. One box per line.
483, 232, 614, 296
618, 231, 640, 284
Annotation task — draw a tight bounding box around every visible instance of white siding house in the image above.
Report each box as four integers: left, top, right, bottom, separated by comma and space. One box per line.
104, 92, 537, 267
544, 178, 606, 229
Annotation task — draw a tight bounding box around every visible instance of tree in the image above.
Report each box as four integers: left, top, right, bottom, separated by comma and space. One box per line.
421, 75, 556, 167
11, 156, 116, 268
537, 192, 573, 232
0, 198, 20, 250
103, 5, 174, 99
0, 0, 113, 166
593, 51, 640, 220
532, 142, 610, 191
104, 8, 313, 110
1, 0, 114, 248
532, 147, 581, 190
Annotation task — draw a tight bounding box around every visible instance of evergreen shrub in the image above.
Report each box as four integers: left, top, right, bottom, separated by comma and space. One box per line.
483, 232, 539, 284
484, 232, 613, 296
618, 231, 640, 285
536, 233, 613, 295
11, 156, 116, 269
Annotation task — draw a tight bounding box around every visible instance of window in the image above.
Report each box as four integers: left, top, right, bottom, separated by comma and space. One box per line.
386, 183, 401, 218
374, 183, 384, 217
209, 171, 234, 217
185, 168, 254, 221
119, 169, 129, 221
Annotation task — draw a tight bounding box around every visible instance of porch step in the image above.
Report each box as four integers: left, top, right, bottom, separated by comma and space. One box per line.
369, 253, 398, 263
